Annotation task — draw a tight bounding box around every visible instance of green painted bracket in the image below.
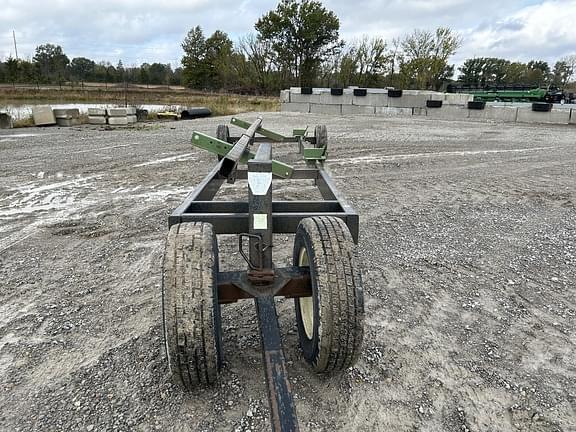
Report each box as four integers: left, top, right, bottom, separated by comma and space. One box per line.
191, 132, 294, 178
230, 117, 287, 142
303, 147, 327, 161
292, 127, 308, 137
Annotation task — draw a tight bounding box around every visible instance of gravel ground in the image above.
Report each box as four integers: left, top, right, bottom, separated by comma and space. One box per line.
0, 113, 575, 432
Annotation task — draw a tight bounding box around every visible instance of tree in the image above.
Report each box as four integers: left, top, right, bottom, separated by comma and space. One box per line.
181, 27, 238, 90
149, 63, 170, 85
181, 26, 208, 88
70, 57, 96, 84
458, 57, 533, 86
239, 33, 280, 93
559, 54, 576, 83
255, 0, 342, 86
551, 61, 572, 87
399, 27, 461, 90
33, 44, 69, 83
327, 36, 390, 87
526, 60, 550, 84
6, 57, 19, 86
204, 30, 234, 89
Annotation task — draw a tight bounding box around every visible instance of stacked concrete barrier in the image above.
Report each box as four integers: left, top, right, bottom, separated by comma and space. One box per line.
53, 108, 81, 127
281, 88, 473, 115
107, 107, 137, 125
88, 108, 107, 125
280, 88, 576, 127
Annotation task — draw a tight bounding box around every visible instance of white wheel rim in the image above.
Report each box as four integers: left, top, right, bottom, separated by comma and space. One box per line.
298, 247, 314, 340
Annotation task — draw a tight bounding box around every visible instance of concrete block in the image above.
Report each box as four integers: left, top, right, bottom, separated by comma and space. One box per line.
88, 116, 107, 125
375, 107, 413, 116
318, 93, 352, 105
426, 105, 469, 120
388, 94, 429, 108
88, 108, 106, 116
53, 108, 80, 119
107, 108, 130, 117
570, 109, 576, 125
341, 105, 375, 115
281, 102, 310, 113
56, 117, 81, 127
280, 90, 290, 103
108, 116, 129, 125
127, 115, 137, 124
0, 113, 13, 129
352, 93, 388, 106
468, 106, 518, 123
413, 107, 427, 116
32, 105, 56, 126
126, 106, 136, 115
366, 88, 390, 94
309, 103, 342, 115
444, 93, 474, 105
517, 108, 570, 125
290, 93, 319, 103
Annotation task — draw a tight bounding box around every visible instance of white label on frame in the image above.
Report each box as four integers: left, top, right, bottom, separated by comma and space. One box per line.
248, 172, 272, 196
253, 214, 268, 230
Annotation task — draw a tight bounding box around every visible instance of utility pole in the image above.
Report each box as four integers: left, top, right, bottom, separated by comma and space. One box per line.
13, 30, 19, 60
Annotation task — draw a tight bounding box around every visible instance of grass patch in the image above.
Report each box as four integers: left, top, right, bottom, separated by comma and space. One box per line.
0, 87, 280, 116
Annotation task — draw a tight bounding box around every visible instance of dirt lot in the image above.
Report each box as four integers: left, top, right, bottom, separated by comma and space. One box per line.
0, 113, 574, 432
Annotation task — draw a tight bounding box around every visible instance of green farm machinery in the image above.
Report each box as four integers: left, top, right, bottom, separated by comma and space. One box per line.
447, 83, 566, 103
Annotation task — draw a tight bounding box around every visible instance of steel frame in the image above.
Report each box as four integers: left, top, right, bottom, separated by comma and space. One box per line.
168, 117, 359, 432
169, 166, 359, 243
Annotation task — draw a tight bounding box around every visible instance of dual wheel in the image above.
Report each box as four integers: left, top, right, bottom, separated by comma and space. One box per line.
161, 217, 364, 389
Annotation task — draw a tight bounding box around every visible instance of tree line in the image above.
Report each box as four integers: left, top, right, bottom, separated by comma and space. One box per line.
1, 0, 575, 94
0, 44, 182, 88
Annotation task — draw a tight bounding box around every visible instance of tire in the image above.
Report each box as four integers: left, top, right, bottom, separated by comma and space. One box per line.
162, 222, 222, 389
216, 125, 230, 161
426, 99, 443, 108
314, 125, 327, 148
216, 124, 230, 143
467, 101, 486, 110
301, 87, 313, 95
331, 88, 344, 96
353, 88, 367, 97
293, 216, 364, 373
532, 102, 552, 112
388, 89, 402, 97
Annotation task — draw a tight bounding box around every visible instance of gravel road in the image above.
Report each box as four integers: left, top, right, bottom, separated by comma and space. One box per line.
0, 113, 575, 431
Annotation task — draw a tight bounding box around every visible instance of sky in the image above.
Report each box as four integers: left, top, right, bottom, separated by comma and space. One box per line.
1, 0, 575, 70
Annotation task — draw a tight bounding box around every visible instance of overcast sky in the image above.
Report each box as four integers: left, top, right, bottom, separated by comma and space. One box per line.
2, 0, 575, 70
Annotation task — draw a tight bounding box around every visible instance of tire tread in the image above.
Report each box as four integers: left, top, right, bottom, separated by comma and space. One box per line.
162, 222, 219, 389
295, 216, 364, 373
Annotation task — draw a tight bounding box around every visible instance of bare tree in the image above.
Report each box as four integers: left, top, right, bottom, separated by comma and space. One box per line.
399, 27, 461, 90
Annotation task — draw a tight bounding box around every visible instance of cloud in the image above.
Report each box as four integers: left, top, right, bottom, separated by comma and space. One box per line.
460, 0, 576, 63
1, 0, 575, 68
